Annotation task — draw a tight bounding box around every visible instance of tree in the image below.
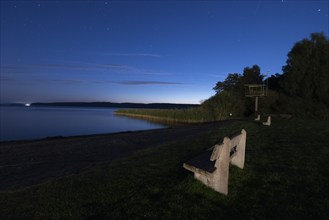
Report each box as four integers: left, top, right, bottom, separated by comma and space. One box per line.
241, 65, 264, 85
213, 73, 241, 93
212, 65, 265, 117
267, 73, 283, 90
213, 65, 265, 94
282, 32, 329, 105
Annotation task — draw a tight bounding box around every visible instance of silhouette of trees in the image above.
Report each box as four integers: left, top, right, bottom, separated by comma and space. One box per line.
213, 73, 241, 93
241, 65, 264, 85
210, 32, 328, 119
282, 32, 329, 105
213, 65, 265, 94
267, 73, 283, 90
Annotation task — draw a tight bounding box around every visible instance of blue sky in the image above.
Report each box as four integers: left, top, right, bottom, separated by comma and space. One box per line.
1, 0, 328, 104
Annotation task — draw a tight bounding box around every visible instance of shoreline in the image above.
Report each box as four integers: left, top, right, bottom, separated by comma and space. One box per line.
0, 127, 169, 144
0, 121, 229, 191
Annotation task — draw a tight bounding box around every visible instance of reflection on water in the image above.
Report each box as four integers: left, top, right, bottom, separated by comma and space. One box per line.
0, 106, 165, 141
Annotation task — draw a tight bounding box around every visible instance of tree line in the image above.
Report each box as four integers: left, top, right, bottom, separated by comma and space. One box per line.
210, 32, 329, 119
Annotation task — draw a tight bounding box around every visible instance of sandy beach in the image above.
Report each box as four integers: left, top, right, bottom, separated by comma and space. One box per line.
0, 121, 225, 191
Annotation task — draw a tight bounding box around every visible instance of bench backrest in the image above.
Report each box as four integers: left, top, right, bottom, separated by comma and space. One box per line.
210, 129, 246, 169
211, 129, 247, 194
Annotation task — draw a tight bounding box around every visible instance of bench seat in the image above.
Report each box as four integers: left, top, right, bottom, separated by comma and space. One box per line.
183, 129, 247, 195
184, 150, 216, 174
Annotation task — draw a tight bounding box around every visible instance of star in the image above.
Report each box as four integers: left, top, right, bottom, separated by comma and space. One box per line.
317, 9, 321, 12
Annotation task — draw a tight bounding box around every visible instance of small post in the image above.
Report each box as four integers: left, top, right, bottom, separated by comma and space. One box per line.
255, 96, 259, 115
263, 116, 271, 126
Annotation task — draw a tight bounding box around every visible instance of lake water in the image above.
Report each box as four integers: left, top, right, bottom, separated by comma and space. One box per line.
0, 106, 165, 141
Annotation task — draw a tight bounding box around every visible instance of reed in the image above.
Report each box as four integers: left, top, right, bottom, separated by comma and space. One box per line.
116, 107, 216, 124
116, 91, 246, 123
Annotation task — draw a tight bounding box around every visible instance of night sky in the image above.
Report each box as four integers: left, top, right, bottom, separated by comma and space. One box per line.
1, 0, 328, 104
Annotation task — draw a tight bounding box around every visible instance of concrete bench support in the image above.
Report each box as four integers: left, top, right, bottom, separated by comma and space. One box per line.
263, 116, 271, 126
183, 129, 247, 195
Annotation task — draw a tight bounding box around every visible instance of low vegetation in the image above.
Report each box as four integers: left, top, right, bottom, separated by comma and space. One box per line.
1, 117, 328, 219
116, 107, 211, 123
116, 91, 245, 123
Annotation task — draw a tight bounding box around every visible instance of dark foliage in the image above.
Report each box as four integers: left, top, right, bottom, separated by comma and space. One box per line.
282, 32, 329, 105
241, 65, 265, 85
213, 65, 265, 116
213, 65, 265, 95
213, 73, 241, 93
212, 32, 329, 119
267, 73, 283, 91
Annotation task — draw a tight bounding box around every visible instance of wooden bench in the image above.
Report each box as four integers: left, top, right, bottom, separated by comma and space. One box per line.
183, 129, 247, 195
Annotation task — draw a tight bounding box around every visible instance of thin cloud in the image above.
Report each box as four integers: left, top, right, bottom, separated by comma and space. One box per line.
138, 71, 172, 76
0, 65, 34, 74
29, 63, 169, 76
35, 63, 127, 71
1, 63, 175, 83
39, 64, 86, 70
1, 77, 183, 86
0, 65, 21, 70
115, 80, 183, 85
102, 53, 162, 58
97, 63, 128, 68
48, 79, 84, 84
92, 80, 183, 85
0, 75, 85, 85
0, 78, 17, 82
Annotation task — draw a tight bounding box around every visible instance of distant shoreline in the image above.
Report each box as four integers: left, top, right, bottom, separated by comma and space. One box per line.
0, 102, 199, 109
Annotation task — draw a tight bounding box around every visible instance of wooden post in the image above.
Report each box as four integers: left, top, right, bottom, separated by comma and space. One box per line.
255, 96, 259, 114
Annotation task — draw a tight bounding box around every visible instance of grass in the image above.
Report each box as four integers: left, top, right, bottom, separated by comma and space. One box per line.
1, 117, 329, 219
115, 108, 216, 124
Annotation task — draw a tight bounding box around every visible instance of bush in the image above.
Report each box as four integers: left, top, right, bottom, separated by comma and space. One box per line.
202, 91, 245, 120
271, 92, 329, 120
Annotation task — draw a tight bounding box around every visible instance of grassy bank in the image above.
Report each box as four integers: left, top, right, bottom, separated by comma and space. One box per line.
1, 118, 328, 219
115, 91, 246, 123
116, 108, 217, 124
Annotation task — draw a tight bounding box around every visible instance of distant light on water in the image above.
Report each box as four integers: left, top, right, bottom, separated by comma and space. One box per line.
25, 103, 31, 107
0, 107, 165, 141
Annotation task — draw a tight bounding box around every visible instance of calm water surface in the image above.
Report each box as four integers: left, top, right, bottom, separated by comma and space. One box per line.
0, 106, 165, 141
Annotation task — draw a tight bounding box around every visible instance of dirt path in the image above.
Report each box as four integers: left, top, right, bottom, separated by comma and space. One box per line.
0, 121, 227, 191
